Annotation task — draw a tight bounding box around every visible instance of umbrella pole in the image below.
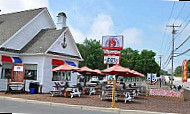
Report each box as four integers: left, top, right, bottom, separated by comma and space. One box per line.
111, 78, 116, 108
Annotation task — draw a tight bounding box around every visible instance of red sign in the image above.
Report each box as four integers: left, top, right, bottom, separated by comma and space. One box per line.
102, 35, 123, 50
149, 89, 181, 98
182, 59, 188, 82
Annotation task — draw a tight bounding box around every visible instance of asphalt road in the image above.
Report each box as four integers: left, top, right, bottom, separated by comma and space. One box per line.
0, 98, 112, 114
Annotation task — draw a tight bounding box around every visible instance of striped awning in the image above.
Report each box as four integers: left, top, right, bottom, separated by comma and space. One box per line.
52, 59, 76, 67
65, 60, 76, 67
1, 55, 22, 63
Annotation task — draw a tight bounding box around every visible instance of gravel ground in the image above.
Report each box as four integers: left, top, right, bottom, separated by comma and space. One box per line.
0, 90, 190, 114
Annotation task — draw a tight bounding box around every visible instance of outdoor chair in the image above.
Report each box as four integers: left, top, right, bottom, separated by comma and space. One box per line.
131, 90, 137, 98
89, 87, 96, 95
124, 92, 132, 103
70, 87, 81, 98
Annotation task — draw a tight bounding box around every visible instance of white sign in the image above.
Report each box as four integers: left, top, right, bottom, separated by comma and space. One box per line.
102, 35, 123, 50
104, 54, 120, 65
147, 73, 157, 83
14, 66, 24, 71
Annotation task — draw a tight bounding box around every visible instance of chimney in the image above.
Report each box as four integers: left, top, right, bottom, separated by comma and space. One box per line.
57, 12, 67, 30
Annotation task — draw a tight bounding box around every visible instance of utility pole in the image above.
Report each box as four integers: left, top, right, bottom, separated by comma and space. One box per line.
158, 55, 162, 72
166, 24, 181, 85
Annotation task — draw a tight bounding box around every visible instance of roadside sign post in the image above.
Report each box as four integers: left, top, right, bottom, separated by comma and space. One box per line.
101, 35, 123, 108
111, 79, 116, 108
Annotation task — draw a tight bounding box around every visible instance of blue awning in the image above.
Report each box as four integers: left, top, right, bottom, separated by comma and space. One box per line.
12, 57, 22, 63
65, 60, 76, 67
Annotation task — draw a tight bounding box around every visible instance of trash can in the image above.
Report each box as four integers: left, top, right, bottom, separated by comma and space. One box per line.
29, 81, 39, 94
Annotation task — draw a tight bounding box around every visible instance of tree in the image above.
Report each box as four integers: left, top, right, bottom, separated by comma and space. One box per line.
77, 38, 106, 70
77, 39, 160, 75
174, 66, 182, 77
160, 69, 168, 75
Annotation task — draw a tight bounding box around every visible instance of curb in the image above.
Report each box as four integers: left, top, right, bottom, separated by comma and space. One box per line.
0, 96, 177, 114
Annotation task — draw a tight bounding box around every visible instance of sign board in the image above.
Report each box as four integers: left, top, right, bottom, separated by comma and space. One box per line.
149, 89, 181, 98
102, 35, 123, 50
182, 59, 188, 82
147, 73, 157, 84
13, 66, 24, 71
103, 50, 120, 54
103, 54, 120, 65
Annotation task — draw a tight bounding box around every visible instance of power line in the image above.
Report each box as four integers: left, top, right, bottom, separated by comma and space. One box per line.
163, 52, 172, 67
174, 48, 190, 57
175, 35, 190, 51
163, 58, 171, 70
175, 3, 190, 39
173, 2, 186, 24
159, 1, 176, 54
175, 18, 190, 39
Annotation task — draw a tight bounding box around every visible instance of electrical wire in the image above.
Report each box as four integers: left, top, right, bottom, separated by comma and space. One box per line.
173, 2, 186, 24
159, 1, 176, 54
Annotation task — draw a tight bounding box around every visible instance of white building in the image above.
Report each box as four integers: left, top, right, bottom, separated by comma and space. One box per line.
0, 8, 83, 93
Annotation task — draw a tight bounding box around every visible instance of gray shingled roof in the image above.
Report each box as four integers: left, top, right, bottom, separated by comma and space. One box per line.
20, 28, 66, 53
0, 7, 45, 45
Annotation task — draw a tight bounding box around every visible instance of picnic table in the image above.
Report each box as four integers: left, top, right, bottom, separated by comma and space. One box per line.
99, 85, 128, 102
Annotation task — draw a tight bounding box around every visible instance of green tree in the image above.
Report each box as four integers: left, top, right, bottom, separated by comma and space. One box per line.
174, 66, 182, 77
160, 69, 168, 75
77, 38, 105, 70
77, 39, 160, 76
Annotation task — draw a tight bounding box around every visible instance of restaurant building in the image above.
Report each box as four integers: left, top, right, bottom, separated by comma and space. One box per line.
0, 8, 83, 93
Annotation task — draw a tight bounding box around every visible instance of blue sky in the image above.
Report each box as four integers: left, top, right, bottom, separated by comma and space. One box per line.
0, 0, 190, 71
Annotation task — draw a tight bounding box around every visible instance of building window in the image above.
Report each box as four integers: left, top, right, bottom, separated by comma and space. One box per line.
25, 64, 37, 80
52, 66, 71, 81
1, 63, 12, 79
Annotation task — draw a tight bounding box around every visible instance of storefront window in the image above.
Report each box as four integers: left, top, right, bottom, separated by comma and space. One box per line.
1, 63, 12, 79
25, 64, 37, 80
52, 66, 71, 81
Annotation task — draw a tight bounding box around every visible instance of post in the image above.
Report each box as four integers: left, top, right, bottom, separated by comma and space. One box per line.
158, 55, 162, 87
166, 24, 181, 85
111, 79, 116, 108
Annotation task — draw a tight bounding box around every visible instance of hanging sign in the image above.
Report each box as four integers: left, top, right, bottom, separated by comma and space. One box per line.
102, 35, 123, 50
13, 66, 24, 71
182, 59, 188, 82
103, 54, 120, 65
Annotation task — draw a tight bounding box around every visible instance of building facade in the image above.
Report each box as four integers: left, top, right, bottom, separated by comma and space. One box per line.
0, 8, 83, 93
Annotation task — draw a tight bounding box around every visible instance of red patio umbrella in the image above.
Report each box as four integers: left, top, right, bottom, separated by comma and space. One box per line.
93, 69, 105, 75
130, 70, 145, 77
101, 65, 133, 76
51, 63, 79, 72
77, 66, 97, 86
77, 66, 97, 75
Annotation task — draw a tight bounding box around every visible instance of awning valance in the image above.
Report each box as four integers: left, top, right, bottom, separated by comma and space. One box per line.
1, 55, 22, 63
65, 60, 76, 67
52, 59, 64, 66
52, 59, 76, 67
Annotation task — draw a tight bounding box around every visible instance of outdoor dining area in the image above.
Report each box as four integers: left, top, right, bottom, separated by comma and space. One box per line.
50, 63, 146, 105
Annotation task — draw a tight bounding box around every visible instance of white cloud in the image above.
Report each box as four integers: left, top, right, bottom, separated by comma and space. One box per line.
69, 26, 86, 44
70, 13, 143, 49
122, 28, 143, 48
0, 0, 48, 14
88, 14, 114, 40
